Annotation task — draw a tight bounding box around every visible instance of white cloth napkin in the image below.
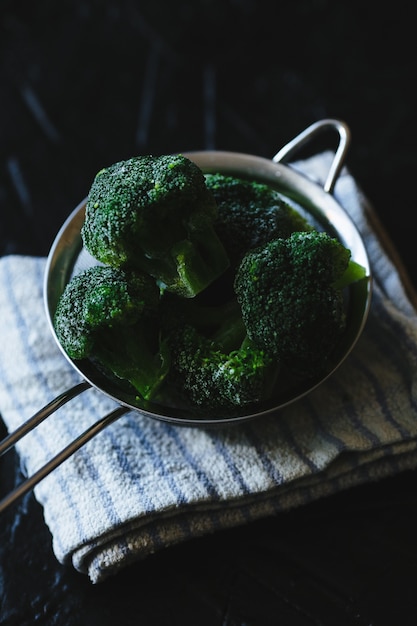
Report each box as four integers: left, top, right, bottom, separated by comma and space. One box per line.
1, 152, 417, 584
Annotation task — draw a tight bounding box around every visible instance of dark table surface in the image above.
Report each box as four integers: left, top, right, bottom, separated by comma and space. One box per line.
1, 1, 417, 624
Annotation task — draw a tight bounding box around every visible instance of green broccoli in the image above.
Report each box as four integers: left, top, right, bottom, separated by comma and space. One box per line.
164, 324, 279, 410
53, 265, 169, 401
205, 172, 313, 267
58, 154, 368, 415
234, 230, 367, 378
158, 290, 278, 410
81, 154, 230, 298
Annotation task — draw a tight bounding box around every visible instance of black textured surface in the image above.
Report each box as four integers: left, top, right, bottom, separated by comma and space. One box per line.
1, 1, 417, 624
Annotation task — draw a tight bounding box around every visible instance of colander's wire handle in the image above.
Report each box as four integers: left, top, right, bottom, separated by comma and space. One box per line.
0, 382, 129, 513
272, 118, 351, 194
0, 381, 90, 456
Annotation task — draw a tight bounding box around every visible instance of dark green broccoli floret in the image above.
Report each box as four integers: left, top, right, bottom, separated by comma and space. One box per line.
234, 231, 367, 377
53, 265, 169, 401
205, 173, 313, 267
158, 289, 279, 410
165, 324, 279, 410
81, 154, 230, 298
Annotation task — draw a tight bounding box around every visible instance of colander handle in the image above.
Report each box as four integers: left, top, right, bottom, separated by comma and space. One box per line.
0, 382, 129, 513
272, 118, 351, 194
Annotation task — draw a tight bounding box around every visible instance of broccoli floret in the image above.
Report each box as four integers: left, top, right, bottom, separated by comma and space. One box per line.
165, 324, 279, 410
205, 173, 313, 267
53, 265, 169, 401
158, 290, 279, 410
234, 230, 367, 377
81, 154, 230, 298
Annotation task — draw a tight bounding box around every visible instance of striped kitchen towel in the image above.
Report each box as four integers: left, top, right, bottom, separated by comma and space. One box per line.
1, 152, 417, 584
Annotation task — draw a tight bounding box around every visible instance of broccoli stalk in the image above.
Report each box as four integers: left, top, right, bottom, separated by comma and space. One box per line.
81, 154, 230, 298
90, 320, 170, 401
159, 291, 246, 351
334, 258, 368, 289
53, 265, 169, 401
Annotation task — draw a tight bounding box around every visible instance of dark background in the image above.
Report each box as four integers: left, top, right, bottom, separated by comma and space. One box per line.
1, 1, 417, 624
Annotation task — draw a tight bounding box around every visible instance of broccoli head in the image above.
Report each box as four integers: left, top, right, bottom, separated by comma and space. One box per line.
165, 324, 279, 411
205, 173, 313, 267
234, 230, 366, 377
53, 265, 169, 401
81, 154, 230, 298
